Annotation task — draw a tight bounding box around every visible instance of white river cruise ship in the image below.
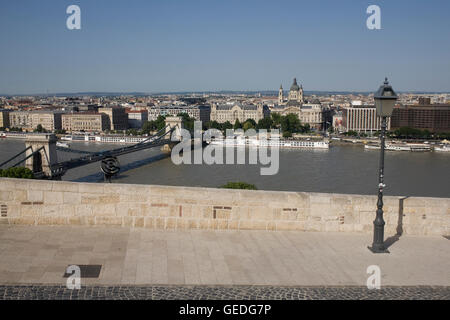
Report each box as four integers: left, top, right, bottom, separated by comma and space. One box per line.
209, 138, 329, 149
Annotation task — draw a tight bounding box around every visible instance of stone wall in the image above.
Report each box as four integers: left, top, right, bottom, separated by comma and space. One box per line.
0, 178, 449, 236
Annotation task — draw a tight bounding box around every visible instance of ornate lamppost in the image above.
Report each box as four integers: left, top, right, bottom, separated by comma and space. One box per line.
368, 78, 398, 253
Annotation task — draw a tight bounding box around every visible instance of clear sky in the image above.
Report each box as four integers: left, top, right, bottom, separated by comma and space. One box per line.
1, 0, 449, 94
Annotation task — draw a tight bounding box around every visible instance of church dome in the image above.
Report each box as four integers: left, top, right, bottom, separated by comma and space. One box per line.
290, 78, 300, 91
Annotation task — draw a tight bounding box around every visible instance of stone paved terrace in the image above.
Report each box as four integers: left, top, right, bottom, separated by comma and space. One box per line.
0, 226, 449, 290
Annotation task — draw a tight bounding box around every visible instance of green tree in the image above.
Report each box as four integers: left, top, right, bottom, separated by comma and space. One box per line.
233, 119, 242, 130
300, 123, 311, 133
141, 115, 167, 134
141, 121, 157, 134
126, 129, 139, 136
155, 115, 167, 131
0, 167, 34, 179
177, 112, 195, 132
54, 129, 67, 135
257, 117, 273, 130
208, 121, 221, 130
242, 119, 256, 131
220, 182, 257, 190
222, 121, 233, 131
281, 113, 301, 134
34, 124, 46, 133
271, 113, 282, 128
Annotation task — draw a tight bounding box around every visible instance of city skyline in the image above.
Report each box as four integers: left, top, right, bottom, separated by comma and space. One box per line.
1, 0, 450, 94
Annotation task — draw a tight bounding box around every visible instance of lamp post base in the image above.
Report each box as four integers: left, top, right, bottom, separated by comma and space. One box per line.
367, 246, 390, 254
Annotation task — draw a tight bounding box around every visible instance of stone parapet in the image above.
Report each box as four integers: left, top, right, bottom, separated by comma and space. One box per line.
0, 178, 449, 236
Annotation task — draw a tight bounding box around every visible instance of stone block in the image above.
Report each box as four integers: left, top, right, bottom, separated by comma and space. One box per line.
168, 205, 180, 217
81, 194, 120, 205
276, 221, 295, 231
68, 217, 83, 225
0, 191, 13, 201
84, 216, 96, 226
52, 182, 79, 193
251, 220, 267, 230
63, 192, 81, 205
187, 219, 198, 229
217, 219, 228, 230
198, 219, 210, 230
180, 205, 192, 218
239, 220, 253, 230
14, 190, 27, 202
155, 217, 165, 229
116, 203, 142, 217
91, 204, 116, 216
21, 205, 42, 216
144, 217, 154, 229
0, 179, 17, 191
42, 205, 61, 216
60, 205, 76, 216
266, 221, 276, 231
123, 217, 133, 227
135, 217, 144, 228
309, 203, 332, 216
325, 221, 340, 232
119, 193, 148, 203
166, 217, 176, 229
78, 183, 105, 194
202, 206, 213, 219
76, 205, 92, 216
95, 216, 122, 226
28, 180, 52, 191
43, 191, 63, 204
310, 194, 331, 204
215, 209, 231, 220
176, 218, 187, 230
27, 190, 43, 202
228, 220, 239, 230
10, 217, 36, 225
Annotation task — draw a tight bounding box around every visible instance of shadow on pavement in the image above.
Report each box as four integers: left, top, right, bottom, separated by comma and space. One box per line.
384, 196, 409, 250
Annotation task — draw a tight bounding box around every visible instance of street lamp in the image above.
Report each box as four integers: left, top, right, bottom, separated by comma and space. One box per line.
368, 78, 398, 254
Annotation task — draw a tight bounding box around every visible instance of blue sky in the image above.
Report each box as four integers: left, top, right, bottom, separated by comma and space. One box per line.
0, 0, 449, 94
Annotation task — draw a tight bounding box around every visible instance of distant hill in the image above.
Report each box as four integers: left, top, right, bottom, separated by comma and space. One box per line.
1, 90, 449, 97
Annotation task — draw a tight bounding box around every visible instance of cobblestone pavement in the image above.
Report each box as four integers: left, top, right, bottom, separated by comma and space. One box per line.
0, 285, 449, 300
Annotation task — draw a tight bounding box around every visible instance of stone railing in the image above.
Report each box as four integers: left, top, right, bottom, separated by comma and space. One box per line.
0, 178, 449, 236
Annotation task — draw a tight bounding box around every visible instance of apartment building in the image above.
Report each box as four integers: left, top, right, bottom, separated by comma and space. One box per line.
8, 111, 62, 131
0, 110, 10, 129
210, 104, 267, 123
126, 110, 148, 129
342, 105, 391, 133
147, 105, 211, 122
98, 106, 128, 131
62, 113, 110, 132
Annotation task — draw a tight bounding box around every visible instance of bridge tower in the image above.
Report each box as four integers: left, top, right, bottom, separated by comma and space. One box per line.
162, 116, 184, 153
25, 133, 58, 178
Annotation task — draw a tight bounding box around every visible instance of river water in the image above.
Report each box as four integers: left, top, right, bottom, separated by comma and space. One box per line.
0, 139, 449, 198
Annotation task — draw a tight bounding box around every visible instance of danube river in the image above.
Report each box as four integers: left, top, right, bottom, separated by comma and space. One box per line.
0, 139, 449, 198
